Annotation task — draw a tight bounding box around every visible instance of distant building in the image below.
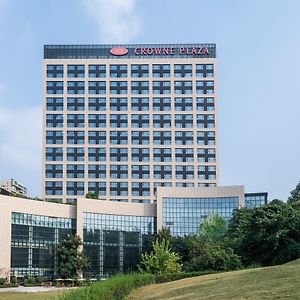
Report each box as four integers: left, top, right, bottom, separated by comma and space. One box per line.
0, 179, 27, 196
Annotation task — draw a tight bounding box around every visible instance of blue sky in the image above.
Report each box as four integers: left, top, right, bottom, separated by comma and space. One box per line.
0, 0, 299, 200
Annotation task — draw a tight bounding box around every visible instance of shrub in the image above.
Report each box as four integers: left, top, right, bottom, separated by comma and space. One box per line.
10, 276, 17, 284
35, 276, 44, 284
28, 277, 36, 284
185, 243, 242, 272
24, 277, 43, 287
155, 270, 217, 283
0, 283, 18, 288
58, 273, 155, 300
0, 278, 6, 285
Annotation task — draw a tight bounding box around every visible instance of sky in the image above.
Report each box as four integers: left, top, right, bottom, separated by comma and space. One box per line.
0, 0, 299, 200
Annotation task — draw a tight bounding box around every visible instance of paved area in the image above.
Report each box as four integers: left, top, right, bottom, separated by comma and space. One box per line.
0, 286, 74, 293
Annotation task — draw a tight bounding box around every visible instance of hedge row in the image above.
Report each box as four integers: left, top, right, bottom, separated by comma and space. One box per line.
154, 270, 217, 283
58, 273, 155, 300
58, 271, 221, 300
0, 283, 18, 288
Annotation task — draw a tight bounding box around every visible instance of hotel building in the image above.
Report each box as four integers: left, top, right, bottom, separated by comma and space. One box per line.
42, 44, 218, 203
0, 44, 268, 279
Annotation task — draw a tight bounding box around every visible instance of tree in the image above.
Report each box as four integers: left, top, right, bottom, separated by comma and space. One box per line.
142, 228, 172, 255
288, 182, 300, 202
57, 234, 89, 278
170, 234, 242, 272
185, 242, 242, 272
172, 235, 199, 265
157, 227, 172, 243
228, 200, 300, 266
85, 192, 99, 199
288, 182, 300, 210
199, 214, 227, 242
139, 239, 182, 274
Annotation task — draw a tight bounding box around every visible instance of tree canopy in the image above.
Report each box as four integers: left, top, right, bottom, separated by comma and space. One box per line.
198, 213, 228, 242
228, 200, 300, 266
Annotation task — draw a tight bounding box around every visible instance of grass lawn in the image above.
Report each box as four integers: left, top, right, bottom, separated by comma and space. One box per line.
0, 291, 61, 300
127, 259, 300, 300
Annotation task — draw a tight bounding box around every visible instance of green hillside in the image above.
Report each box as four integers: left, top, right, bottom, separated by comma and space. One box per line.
127, 259, 300, 300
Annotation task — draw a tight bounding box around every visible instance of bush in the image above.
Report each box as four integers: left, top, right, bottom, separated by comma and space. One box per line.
35, 276, 44, 284
10, 276, 17, 284
155, 270, 217, 283
185, 243, 242, 272
0, 283, 18, 288
58, 273, 155, 300
28, 277, 36, 284
0, 278, 7, 285
24, 277, 43, 287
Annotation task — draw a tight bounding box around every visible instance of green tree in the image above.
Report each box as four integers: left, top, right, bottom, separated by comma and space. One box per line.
85, 192, 99, 199
228, 200, 300, 266
288, 182, 300, 210
185, 242, 242, 272
157, 227, 172, 243
172, 235, 199, 265
139, 239, 182, 274
199, 214, 227, 242
57, 234, 90, 278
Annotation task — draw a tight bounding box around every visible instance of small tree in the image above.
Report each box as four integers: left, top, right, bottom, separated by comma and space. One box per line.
139, 239, 182, 274
57, 234, 89, 278
199, 214, 227, 242
85, 192, 99, 199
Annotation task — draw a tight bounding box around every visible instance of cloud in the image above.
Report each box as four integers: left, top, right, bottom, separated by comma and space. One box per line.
83, 0, 142, 43
0, 105, 42, 195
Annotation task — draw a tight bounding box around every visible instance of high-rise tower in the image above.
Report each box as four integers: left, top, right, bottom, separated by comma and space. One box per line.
42, 44, 218, 203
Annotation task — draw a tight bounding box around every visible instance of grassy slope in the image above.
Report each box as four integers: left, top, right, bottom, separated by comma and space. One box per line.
127, 259, 300, 300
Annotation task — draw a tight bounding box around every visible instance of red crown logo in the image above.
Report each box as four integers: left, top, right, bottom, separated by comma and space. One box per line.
110, 48, 129, 56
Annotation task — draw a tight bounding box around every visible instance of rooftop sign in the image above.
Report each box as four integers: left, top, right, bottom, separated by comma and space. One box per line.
133, 47, 209, 56
44, 44, 216, 59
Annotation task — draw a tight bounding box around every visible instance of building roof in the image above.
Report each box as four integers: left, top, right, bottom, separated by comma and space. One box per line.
44, 43, 216, 59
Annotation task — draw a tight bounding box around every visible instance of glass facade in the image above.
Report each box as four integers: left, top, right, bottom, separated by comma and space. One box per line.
162, 197, 239, 236
245, 193, 268, 208
11, 212, 76, 277
83, 212, 156, 277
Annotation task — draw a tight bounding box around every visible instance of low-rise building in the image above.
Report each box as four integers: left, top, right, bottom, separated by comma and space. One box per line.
0, 185, 267, 279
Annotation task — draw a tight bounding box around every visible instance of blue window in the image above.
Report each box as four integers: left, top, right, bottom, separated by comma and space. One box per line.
47, 65, 63, 78
47, 81, 63, 94
67, 81, 85, 94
